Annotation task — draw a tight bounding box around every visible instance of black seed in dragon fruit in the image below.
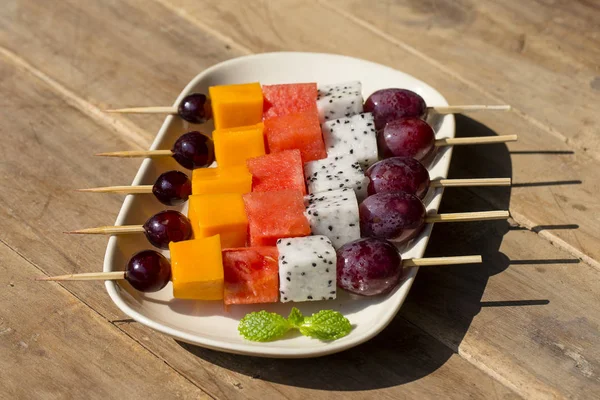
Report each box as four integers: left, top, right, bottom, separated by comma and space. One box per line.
322, 112, 378, 168
316, 81, 364, 123
305, 188, 361, 249
304, 154, 369, 201
277, 236, 337, 302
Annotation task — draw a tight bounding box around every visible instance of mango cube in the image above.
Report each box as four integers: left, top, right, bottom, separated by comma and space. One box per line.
192, 165, 252, 195
187, 193, 248, 248
209, 83, 263, 130
213, 123, 265, 168
169, 235, 224, 300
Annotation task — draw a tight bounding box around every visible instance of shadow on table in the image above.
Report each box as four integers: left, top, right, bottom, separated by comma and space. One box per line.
177, 115, 566, 391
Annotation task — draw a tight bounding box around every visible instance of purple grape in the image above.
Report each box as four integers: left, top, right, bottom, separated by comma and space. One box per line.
178, 93, 211, 124
142, 210, 192, 249
152, 170, 191, 206
377, 118, 435, 162
337, 238, 403, 296
366, 157, 430, 199
171, 131, 215, 170
364, 88, 427, 130
126, 250, 171, 292
359, 192, 426, 243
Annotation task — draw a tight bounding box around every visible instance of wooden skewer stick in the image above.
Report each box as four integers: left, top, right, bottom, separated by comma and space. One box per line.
36, 271, 125, 281
425, 210, 509, 223
76, 185, 153, 194
65, 225, 146, 235
429, 105, 511, 114
403, 255, 482, 267
430, 177, 511, 188
106, 106, 177, 115
36, 255, 482, 282
95, 149, 173, 158
435, 134, 518, 146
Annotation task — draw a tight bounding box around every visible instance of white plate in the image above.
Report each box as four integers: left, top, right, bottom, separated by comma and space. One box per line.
103, 52, 454, 358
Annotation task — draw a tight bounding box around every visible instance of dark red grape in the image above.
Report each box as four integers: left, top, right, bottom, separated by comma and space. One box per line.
359, 192, 425, 243
364, 88, 427, 130
171, 131, 215, 169
152, 170, 191, 206
337, 238, 402, 296
142, 210, 192, 249
366, 157, 430, 199
178, 93, 211, 124
377, 118, 435, 162
125, 250, 171, 292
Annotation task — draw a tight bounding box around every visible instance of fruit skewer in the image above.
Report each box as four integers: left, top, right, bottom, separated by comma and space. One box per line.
66, 210, 192, 250
97, 131, 214, 170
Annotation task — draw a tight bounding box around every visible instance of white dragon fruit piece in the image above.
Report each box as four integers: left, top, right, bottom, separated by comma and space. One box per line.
305, 188, 361, 249
277, 236, 337, 303
316, 81, 364, 123
304, 154, 369, 201
322, 112, 378, 168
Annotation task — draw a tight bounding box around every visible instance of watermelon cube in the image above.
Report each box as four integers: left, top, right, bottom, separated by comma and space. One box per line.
243, 190, 311, 246
264, 109, 327, 163
262, 83, 318, 119
223, 247, 279, 305
246, 149, 306, 195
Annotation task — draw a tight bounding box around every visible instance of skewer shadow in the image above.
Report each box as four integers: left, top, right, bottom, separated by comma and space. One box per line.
176, 114, 528, 390
512, 180, 582, 187
509, 224, 579, 231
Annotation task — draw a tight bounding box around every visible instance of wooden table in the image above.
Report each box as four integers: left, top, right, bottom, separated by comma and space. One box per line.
1, 1, 598, 398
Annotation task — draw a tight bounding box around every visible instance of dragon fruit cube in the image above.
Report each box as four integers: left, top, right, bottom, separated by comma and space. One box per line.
277, 236, 337, 302
304, 154, 369, 201
305, 188, 361, 249
322, 112, 378, 168
316, 81, 363, 123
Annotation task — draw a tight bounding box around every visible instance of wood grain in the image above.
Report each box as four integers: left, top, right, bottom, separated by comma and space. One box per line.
0, 242, 211, 400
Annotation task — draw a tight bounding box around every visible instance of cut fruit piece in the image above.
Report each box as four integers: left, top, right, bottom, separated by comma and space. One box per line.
188, 193, 248, 247
169, 235, 224, 300
304, 188, 361, 249
316, 81, 364, 123
243, 190, 311, 246
264, 109, 327, 163
209, 83, 263, 129
246, 149, 306, 195
304, 154, 369, 201
322, 112, 378, 168
213, 123, 265, 168
277, 235, 337, 303
262, 83, 318, 119
192, 165, 252, 195
223, 247, 279, 305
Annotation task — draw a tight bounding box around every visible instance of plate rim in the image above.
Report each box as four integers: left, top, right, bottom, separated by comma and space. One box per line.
103, 51, 455, 358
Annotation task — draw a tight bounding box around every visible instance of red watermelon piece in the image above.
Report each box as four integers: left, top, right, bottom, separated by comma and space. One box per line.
264, 109, 327, 163
246, 149, 306, 195
223, 247, 279, 305
262, 83, 318, 119
243, 190, 311, 246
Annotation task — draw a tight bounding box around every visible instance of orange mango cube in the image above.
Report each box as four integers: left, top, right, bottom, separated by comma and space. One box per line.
192, 165, 252, 195
187, 193, 248, 248
213, 123, 265, 167
209, 83, 263, 130
169, 235, 224, 300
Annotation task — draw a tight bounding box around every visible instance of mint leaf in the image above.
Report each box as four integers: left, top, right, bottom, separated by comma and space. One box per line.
287, 307, 305, 328
238, 311, 291, 342
299, 310, 352, 341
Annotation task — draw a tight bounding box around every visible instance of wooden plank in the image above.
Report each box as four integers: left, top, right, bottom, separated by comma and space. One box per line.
0, 30, 520, 399
323, 0, 600, 161
160, 0, 600, 265
0, 242, 211, 399
0, 0, 247, 145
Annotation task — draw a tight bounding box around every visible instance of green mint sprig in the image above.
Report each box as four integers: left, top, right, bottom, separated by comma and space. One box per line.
238, 307, 352, 342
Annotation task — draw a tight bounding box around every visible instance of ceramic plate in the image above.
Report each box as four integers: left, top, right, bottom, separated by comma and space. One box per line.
103, 52, 454, 358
